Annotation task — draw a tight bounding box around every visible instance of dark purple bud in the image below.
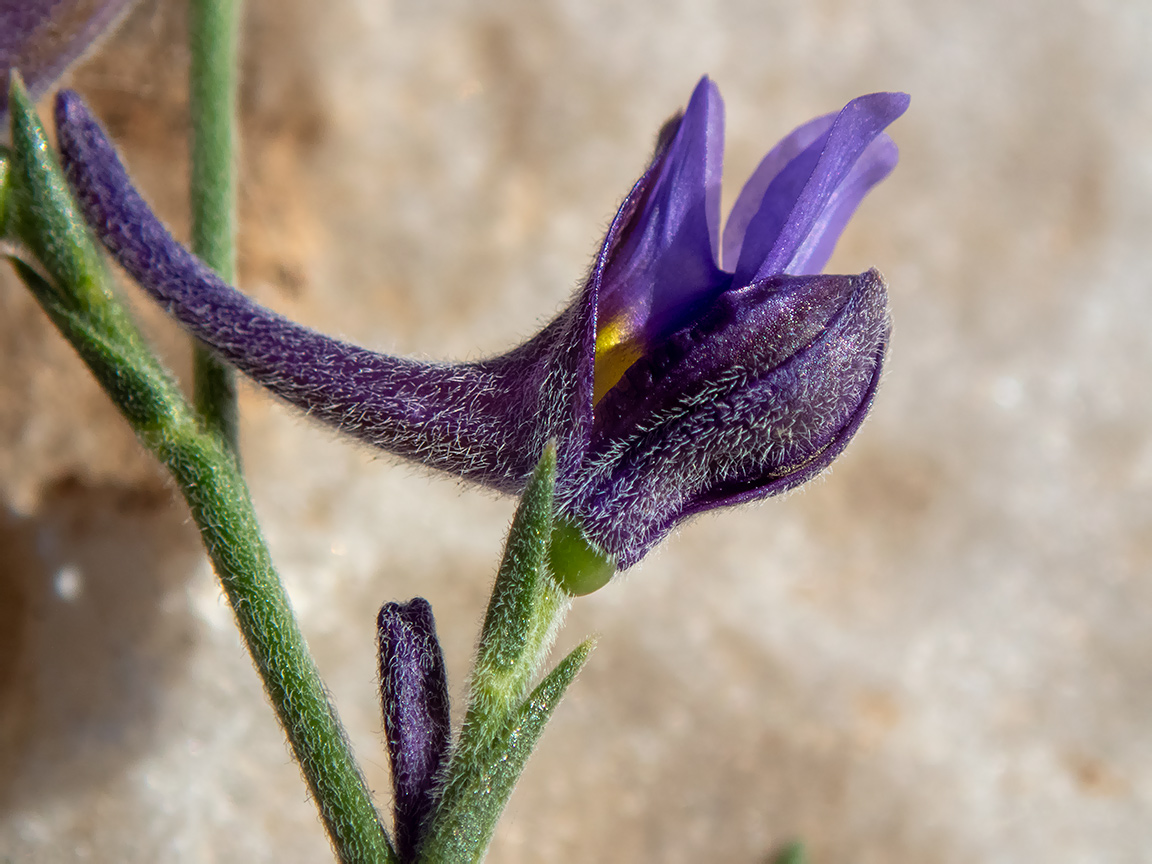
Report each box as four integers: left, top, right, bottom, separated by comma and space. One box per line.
377, 598, 451, 862
0, 0, 137, 131
53, 79, 908, 576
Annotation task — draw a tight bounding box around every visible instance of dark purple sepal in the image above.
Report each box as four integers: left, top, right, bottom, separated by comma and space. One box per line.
377, 598, 452, 862
565, 268, 889, 568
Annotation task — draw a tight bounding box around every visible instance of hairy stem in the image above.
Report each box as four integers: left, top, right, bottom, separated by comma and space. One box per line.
189, 0, 241, 450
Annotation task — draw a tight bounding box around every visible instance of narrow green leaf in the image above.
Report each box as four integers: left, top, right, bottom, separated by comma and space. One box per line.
6, 258, 178, 432
6, 74, 184, 434
461, 441, 571, 751
6, 73, 128, 338
412, 445, 598, 861
418, 639, 595, 864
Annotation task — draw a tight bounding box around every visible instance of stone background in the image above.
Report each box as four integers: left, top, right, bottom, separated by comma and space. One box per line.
2, 0, 1151, 861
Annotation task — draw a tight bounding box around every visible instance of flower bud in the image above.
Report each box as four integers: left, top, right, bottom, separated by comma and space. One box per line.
377, 598, 451, 861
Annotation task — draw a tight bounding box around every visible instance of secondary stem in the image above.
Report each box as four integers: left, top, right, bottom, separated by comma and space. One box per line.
189, 0, 241, 450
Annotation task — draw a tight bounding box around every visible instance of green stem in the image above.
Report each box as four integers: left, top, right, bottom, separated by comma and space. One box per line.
189, 0, 240, 451
157, 403, 396, 864
5, 74, 395, 864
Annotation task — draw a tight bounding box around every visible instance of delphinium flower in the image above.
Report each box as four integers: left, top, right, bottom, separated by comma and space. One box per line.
0, 0, 137, 128
53, 77, 908, 586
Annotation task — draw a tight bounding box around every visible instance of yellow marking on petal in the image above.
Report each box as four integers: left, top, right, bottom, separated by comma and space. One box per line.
593, 315, 646, 403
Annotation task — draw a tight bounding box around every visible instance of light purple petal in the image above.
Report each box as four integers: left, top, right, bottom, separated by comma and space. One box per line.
721, 112, 834, 271
597, 76, 727, 349
785, 135, 899, 275
730, 92, 909, 287
0, 0, 137, 130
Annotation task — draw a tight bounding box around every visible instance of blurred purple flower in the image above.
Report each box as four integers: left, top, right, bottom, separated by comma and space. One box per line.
53, 78, 907, 573
0, 0, 136, 129
377, 598, 451, 862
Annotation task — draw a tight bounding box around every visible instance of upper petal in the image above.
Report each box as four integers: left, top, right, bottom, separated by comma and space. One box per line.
729, 92, 909, 287
721, 112, 834, 271
784, 135, 899, 275
595, 77, 727, 369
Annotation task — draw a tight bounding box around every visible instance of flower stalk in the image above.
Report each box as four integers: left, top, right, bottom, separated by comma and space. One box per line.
189, 0, 241, 450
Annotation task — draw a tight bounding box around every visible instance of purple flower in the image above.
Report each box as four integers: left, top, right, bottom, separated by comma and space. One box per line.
377, 598, 451, 862
0, 0, 137, 130
53, 78, 907, 577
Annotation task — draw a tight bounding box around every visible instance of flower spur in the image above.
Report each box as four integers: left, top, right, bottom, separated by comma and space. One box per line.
53, 77, 908, 584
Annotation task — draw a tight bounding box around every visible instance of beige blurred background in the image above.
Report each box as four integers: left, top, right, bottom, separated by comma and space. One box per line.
2, 0, 1151, 861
